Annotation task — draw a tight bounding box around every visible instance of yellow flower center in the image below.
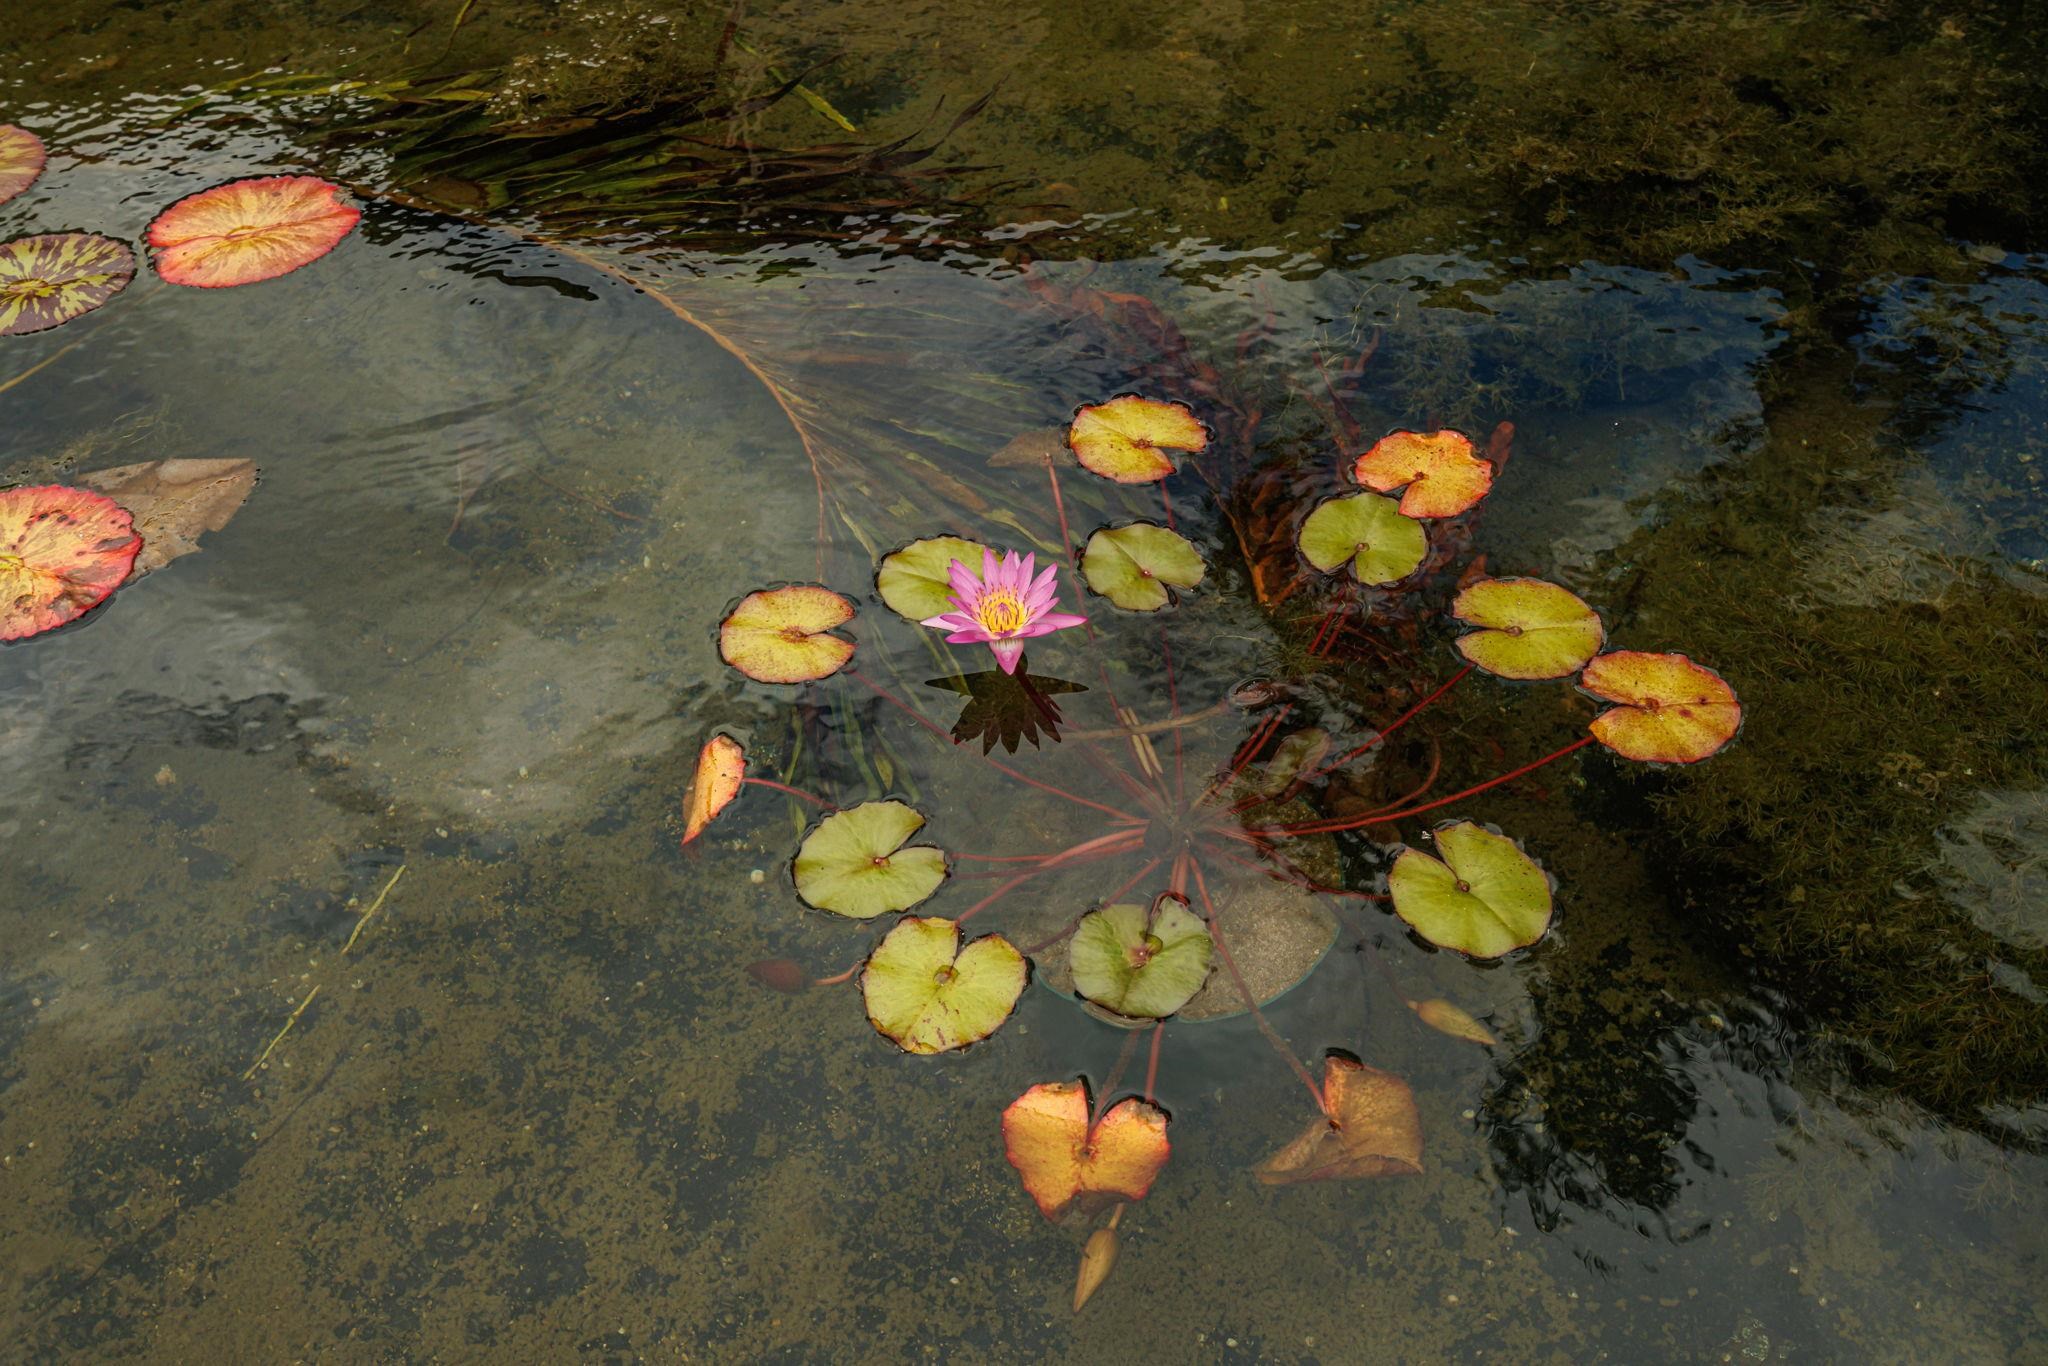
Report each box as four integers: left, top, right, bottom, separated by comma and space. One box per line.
974, 588, 1028, 635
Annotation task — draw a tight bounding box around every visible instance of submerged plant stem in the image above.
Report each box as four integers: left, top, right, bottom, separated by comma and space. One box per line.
1191, 861, 1323, 1108
1270, 734, 1595, 836
341, 864, 408, 954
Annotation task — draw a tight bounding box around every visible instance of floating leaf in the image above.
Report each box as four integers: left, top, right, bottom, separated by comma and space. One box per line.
1073, 1224, 1119, 1312
0, 125, 46, 207
0, 485, 142, 642
681, 734, 746, 845
719, 584, 856, 683
926, 667, 1085, 754
1450, 576, 1604, 680
147, 175, 361, 288
987, 427, 1074, 469
1297, 492, 1427, 585
1580, 650, 1742, 764
876, 534, 990, 622
1070, 900, 1214, 1020
861, 915, 1026, 1054
1407, 997, 1498, 1046
73, 459, 257, 580
1253, 1055, 1423, 1184
792, 799, 946, 918
1080, 522, 1205, 611
1388, 821, 1553, 958
1352, 429, 1493, 518
0, 233, 134, 336
1068, 395, 1209, 484
1001, 1080, 1171, 1218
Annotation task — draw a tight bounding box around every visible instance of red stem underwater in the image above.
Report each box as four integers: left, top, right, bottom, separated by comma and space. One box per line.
1302, 664, 1471, 785
1263, 734, 1596, 837
1191, 861, 1324, 1107
742, 777, 835, 810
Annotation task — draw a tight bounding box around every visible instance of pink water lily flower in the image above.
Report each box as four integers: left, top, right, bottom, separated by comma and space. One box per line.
921, 548, 1088, 674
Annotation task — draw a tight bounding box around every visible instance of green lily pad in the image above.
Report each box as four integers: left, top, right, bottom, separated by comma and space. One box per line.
792, 800, 947, 919
862, 916, 1028, 1054
1388, 821, 1552, 958
1070, 900, 1215, 1019
876, 535, 990, 622
1081, 522, 1206, 611
1297, 492, 1427, 586
1451, 577, 1604, 680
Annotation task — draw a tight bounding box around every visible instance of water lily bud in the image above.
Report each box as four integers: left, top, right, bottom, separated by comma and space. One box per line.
1073, 1225, 1119, 1312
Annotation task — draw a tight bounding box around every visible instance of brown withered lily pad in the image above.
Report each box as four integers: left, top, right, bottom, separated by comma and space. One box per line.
75, 458, 257, 580
1253, 1055, 1423, 1185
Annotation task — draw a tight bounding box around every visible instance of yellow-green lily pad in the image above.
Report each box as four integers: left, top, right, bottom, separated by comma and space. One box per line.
862, 915, 1027, 1054
1081, 522, 1206, 611
876, 535, 990, 622
1388, 820, 1552, 958
1450, 577, 1605, 680
1070, 900, 1214, 1019
1297, 492, 1427, 586
718, 584, 856, 684
792, 799, 947, 918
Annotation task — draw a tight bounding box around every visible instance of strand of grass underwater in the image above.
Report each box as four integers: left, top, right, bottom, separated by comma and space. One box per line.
1259, 734, 1596, 837
0, 282, 171, 399
1190, 860, 1324, 1109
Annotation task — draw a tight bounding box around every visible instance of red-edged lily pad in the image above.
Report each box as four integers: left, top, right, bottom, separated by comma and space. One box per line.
681, 734, 745, 845
1388, 820, 1553, 959
719, 585, 856, 683
147, 176, 361, 289
1253, 1055, 1423, 1184
1451, 576, 1605, 680
0, 485, 143, 641
1580, 650, 1742, 763
1001, 1079, 1171, 1219
0, 125, 46, 207
1352, 429, 1494, 518
0, 233, 134, 337
1068, 395, 1209, 484
861, 915, 1026, 1054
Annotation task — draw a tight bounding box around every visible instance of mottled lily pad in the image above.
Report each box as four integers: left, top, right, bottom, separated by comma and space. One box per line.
0, 233, 134, 336
1253, 1055, 1423, 1184
147, 175, 360, 288
1297, 491, 1427, 585
681, 734, 745, 845
1580, 650, 1742, 763
1001, 1079, 1171, 1218
1451, 577, 1604, 680
0, 485, 142, 642
876, 535, 989, 622
1068, 395, 1209, 484
792, 799, 946, 918
0, 125, 46, 207
1388, 821, 1552, 958
861, 915, 1026, 1054
1080, 522, 1205, 611
719, 585, 856, 683
1352, 429, 1493, 518
1070, 900, 1214, 1020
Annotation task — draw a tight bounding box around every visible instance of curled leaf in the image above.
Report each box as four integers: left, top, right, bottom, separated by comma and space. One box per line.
0, 485, 143, 642
1069, 901, 1214, 1020
792, 799, 946, 918
1352, 429, 1493, 518
1254, 1055, 1423, 1184
861, 916, 1026, 1054
681, 734, 746, 845
719, 585, 856, 683
0, 233, 134, 336
1580, 650, 1742, 763
147, 175, 361, 288
1068, 395, 1209, 484
1450, 577, 1604, 680
1407, 997, 1498, 1046
876, 535, 991, 622
1080, 522, 1205, 611
0, 124, 47, 207
1001, 1080, 1171, 1218
1296, 492, 1427, 586
1388, 821, 1552, 959
74, 458, 257, 580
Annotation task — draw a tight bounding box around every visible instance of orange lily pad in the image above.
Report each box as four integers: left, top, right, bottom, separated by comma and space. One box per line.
0, 125, 46, 207
1352, 429, 1493, 518
147, 176, 361, 289
1451, 577, 1604, 680
681, 734, 746, 845
1001, 1080, 1171, 1219
1580, 650, 1742, 763
0, 485, 143, 642
1068, 395, 1209, 484
1253, 1055, 1423, 1185
719, 585, 856, 683
0, 233, 134, 336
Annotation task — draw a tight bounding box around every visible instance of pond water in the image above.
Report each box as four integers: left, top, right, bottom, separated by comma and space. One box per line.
4, 2, 2046, 1360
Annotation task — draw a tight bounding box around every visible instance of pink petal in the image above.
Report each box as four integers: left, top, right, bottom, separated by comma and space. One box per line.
1036, 612, 1089, 629
947, 628, 995, 645
988, 638, 1025, 673
921, 612, 978, 632
1029, 563, 1059, 596
948, 559, 980, 594
980, 547, 998, 586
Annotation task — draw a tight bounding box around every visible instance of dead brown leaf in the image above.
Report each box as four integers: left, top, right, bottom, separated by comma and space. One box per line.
987, 427, 1074, 469
1253, 1055, 1424, 1184
76, 458, 257, 580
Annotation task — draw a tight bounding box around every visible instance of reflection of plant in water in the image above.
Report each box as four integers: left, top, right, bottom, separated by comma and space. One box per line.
686, 388, 1744, 1306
